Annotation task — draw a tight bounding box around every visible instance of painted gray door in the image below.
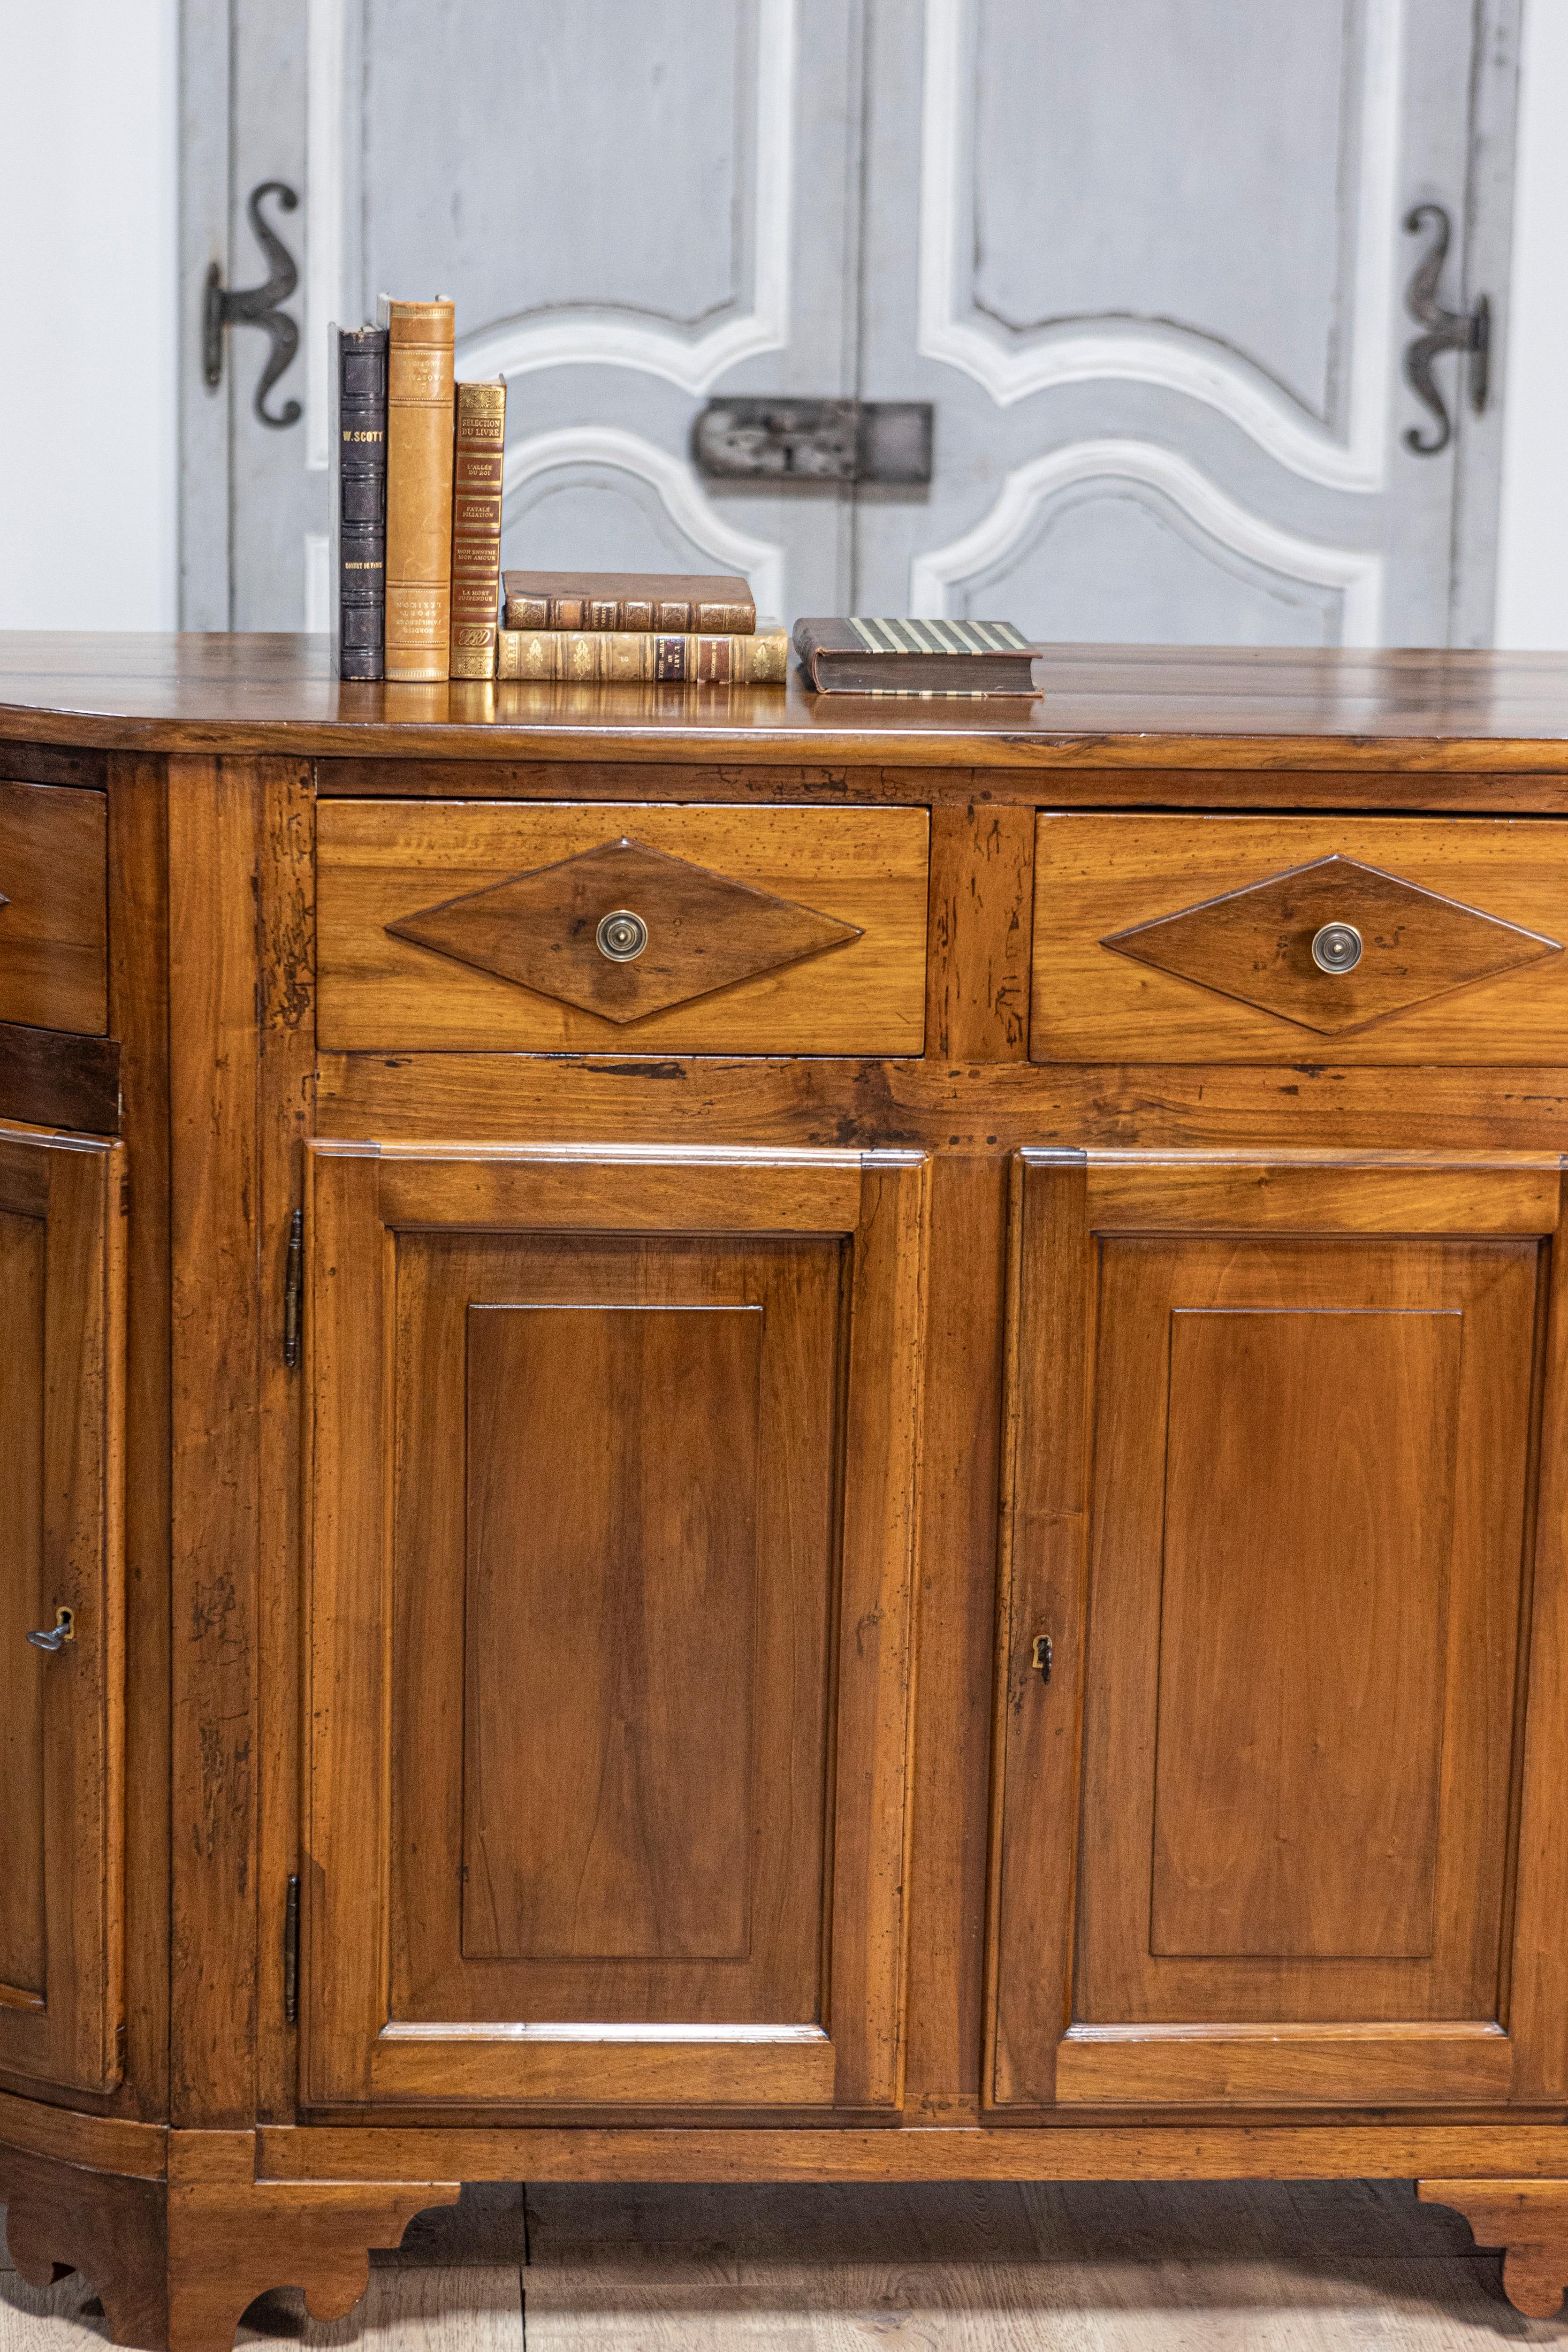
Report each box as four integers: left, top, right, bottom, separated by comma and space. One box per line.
182, 0, 1519, 647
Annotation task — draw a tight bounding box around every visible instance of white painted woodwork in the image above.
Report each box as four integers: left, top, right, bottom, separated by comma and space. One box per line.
189, 0, 1520, 647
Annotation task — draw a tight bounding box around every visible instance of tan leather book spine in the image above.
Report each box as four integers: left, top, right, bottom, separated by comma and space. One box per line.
381, 298, 456, 682
497, 626, 787, 684
448, 379, 506, 679
501, 571, 755, 633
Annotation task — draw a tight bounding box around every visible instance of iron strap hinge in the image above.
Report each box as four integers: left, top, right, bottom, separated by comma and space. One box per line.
284, 1874, 300, 2025
282, 1208, 304, 1368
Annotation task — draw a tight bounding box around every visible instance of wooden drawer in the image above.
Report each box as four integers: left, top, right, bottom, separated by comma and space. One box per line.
318, 801, 929, 1054
1031, 814, 1568, 1064
0, 781, 107, 1036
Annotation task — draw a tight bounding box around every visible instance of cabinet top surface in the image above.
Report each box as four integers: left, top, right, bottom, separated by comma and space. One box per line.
6, 633, 1568, 770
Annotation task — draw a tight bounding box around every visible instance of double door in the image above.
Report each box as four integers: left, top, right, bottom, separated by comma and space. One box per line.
301, 1135, 1568, 2114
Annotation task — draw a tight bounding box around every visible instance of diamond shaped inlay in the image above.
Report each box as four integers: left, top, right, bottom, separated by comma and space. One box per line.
386, 835, 863, 1025
1103, 855, 1560, 1035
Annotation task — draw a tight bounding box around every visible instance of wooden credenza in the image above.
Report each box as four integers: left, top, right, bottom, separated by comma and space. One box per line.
7, 636, 1568, 2340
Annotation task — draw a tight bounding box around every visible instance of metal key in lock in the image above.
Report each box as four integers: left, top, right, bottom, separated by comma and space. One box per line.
27, 1606, 75, 1653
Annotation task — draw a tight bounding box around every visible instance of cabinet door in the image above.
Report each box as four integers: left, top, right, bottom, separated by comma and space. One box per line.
304, 1142, 925, 2109
0, 1121, 125, 2095
990, 1149, 1568, 2111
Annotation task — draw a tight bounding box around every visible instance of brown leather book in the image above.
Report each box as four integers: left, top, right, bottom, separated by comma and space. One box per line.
449, 379, 507, 679
380, 297, 456, 682
497, 624, 787, 684
792, 616, 1040, 694
502, 571, 754, 633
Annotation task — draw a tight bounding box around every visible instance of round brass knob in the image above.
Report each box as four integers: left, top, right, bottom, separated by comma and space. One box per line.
1310, 921, 1363, 974
596, 908, 648, 963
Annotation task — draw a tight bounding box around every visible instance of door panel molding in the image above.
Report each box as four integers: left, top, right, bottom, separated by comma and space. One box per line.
987, 1148, 1565, 2114
303, 1141, 926, 2111
916, 0, 1404, 491
502, 426, 784, 618
453, 0, 796, 395
909, 441, 1384, 641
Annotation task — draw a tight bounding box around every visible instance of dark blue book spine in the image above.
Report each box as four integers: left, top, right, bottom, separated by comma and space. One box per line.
330, 326, 388, 680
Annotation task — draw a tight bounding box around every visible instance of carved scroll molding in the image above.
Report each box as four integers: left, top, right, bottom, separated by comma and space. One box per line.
916, 0, 1405, 491
457, 0, 796, 395
502, 426, 784, 618
908, 438, 1385, 644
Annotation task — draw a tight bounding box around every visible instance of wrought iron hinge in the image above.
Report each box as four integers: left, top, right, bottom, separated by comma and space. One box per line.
1031, 1634, 1053, 1684
282, 1208, 303, 1369
1401, 201, 1489, 456
204, 180, 303, 429
284, 1874, 299, 2025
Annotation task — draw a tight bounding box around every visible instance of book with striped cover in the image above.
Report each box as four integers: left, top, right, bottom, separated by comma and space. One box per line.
792, 617, 1041, 694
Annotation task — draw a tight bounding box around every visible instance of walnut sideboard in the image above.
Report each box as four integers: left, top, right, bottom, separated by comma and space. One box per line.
14, 635, 1568, 2341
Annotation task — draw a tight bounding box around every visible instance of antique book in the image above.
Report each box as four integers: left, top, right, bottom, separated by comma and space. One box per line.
793, 616, 1041, 694
379, 296, 456, 682
502, 571, 755, 633
497, 623, 787, 684
328, 325, 388, 681
449, 379, 507, 679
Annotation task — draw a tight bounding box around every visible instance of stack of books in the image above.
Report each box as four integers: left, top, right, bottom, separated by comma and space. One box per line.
328, 298, 784, 688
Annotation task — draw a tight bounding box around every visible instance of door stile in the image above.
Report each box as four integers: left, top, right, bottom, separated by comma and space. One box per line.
1501, 1166, 1568, 2100
826, 1151, 928, 2109
987, 1149, 1092, 2109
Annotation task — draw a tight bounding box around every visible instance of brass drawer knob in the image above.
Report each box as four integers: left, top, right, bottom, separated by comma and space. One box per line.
1311, 921, 1363, 974
596, 908, 649, 963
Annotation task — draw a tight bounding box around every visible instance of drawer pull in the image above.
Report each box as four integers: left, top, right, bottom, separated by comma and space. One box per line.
596, 908, 649, 963
1311, 921, 1363, 975
27, 1606, 75, 1653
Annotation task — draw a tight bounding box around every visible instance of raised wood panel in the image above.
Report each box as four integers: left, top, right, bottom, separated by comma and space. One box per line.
304, 1143, 926, 2111
990, 1151, 1558, 2113
316, 802, 928, 1053
1149, 1305, 1458, 1963
0, 781, 108, 1035
0, 1120, 125, 2097
1032, 816, 1568, 1063
461, 1301, 763, 1965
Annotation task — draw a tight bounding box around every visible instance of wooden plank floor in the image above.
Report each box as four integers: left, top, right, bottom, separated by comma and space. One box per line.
5, 2180, 1568, 2348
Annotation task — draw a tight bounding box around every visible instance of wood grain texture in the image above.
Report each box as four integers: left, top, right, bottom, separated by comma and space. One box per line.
0, 743, 108, 789
19, 632, 1568, 771
901, 1157, 1011, 2120
0, 2139, 167, 2347
1502, 1170, 1568, 2103
318, 802, 928, 1053
0, 1024, 119, 1137
0, 782, 107, 1034
167, 755, 260, 2127
1419, 2178, 1568, 2318
313, 1053, 1568, 1159
461, 1302, 762, 1964
991, 1153, 1551, 2114
255, 762, 315, 2128
0, 1124, 125, 2096
107, 753, 171, 2123
387, 835, 864, 1025
1033, 815, 1568, 1064
925, 802, 1034, 1060
259, 2118, 1568, 2183
304, 1144, 924, 2114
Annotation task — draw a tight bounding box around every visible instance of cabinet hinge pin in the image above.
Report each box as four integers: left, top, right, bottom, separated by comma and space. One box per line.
284, 1873, 300, 2025
282, 1208, 303, 1368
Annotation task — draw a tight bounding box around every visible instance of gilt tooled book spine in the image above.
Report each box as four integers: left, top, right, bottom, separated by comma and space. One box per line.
448, 380, 506, 679
497, 626, 787, 685
502, 571, 755, 634
379, 297, 456, 682
330, 325, 388, 681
